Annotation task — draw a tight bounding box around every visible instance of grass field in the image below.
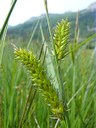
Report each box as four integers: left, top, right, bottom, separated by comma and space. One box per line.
0, 0, 96, 128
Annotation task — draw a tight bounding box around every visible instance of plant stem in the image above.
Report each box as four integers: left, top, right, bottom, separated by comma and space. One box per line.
0, 0, 17, 39
18, 87, 36, 128
43, 0, 70, 127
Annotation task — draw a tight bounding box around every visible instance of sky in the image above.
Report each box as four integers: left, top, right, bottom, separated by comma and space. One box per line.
0, 0, 96, 28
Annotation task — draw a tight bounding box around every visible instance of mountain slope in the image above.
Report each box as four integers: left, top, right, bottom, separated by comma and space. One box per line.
88, 1, 96, 11
7, 3, 96, 42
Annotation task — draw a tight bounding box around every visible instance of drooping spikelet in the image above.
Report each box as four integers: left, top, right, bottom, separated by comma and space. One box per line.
14, 48, 63, 117
53, 19, 70, 60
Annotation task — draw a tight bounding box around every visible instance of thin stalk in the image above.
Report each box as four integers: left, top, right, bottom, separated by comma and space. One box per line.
43, 0, 70, 127
94, 93, 96, 127
18, 87, 36, 128
54, 118, 60, 128
0, 0, 17, 39
3, 69, 7, 128
43, 0, 63, 103
6, 64, 17, 128
70, 13, 78, 127
34, 115, 40, 128
0, 26, 7, 65
27, 19, 39, 50
42, 46, 47, 65
71, 63, 76, 128
38, 42, 44, 60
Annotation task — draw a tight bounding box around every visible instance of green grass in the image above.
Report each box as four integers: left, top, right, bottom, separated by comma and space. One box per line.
0, 40, 96, 128
0, 0, 96, 128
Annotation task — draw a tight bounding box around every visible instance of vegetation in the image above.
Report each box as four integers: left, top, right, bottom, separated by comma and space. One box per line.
0, 0, 96, 128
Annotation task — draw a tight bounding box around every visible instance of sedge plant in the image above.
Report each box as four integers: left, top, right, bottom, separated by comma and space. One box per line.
0, 0, 96, 127
14, 16, 96, 128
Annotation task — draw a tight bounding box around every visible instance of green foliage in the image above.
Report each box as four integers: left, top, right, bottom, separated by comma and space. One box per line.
0, 1, 96, 128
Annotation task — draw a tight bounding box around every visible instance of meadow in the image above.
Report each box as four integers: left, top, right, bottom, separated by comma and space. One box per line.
0, 0, 96, 128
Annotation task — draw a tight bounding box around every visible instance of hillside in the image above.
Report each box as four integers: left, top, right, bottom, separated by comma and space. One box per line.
7, 2, 96, 43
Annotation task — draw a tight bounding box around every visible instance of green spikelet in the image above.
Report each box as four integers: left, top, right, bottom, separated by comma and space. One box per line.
53, 19, 70, 60
14, 48, 63, 117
